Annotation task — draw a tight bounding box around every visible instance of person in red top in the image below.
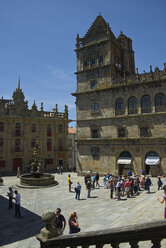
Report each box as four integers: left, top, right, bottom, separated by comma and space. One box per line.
125, 179, 131, 198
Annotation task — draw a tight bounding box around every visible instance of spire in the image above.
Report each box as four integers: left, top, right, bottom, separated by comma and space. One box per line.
18, 76, 20, 89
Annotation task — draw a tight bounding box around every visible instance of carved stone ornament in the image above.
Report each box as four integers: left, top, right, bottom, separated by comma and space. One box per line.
40, 211, 59, 239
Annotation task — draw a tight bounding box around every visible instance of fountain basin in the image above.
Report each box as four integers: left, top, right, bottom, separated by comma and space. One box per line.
20, 173, 55, 186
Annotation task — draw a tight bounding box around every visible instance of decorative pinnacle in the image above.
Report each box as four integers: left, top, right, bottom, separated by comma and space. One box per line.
18, 76, 20, 89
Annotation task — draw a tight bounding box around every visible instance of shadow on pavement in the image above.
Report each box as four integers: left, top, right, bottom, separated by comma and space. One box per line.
0, 195, 44, 246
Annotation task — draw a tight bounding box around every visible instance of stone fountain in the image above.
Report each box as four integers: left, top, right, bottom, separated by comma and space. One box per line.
20, 138, 55, 187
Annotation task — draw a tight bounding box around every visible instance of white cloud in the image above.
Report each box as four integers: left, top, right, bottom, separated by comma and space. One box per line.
40, 65, 76, 90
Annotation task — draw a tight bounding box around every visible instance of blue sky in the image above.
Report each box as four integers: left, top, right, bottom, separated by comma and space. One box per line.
0, 1, 166, 126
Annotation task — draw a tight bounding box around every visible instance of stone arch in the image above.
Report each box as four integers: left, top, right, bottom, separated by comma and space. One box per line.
117, 151, 133, 175
145, 151, 161, 176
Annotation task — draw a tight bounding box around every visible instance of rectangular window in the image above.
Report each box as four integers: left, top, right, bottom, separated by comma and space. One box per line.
47, 124, 52, 136
15, 123, 21, 136
90, 81, 96, 89
99, 56, 104, 63
92, 103, 98, 112
15, 139, 20, 152
47, 139, 52, 151
59, 137, 63, 151
84, 60, 88, 67
31, 124, 36, 132
118, 128, 126, 138
0, 122, 4, 131
92, 130, 98, 138
92, 58, 96, 65
0, 138, 3, 147
59, 125, 63, 133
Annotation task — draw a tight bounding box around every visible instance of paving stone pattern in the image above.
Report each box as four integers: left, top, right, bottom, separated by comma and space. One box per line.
0, 173, 166, 248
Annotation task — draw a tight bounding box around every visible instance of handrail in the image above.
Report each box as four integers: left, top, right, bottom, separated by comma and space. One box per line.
36, 213, 166, 248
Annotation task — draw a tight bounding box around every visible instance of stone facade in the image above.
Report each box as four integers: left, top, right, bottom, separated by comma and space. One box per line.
73, 15, 166, 176
0, 80, 70, 173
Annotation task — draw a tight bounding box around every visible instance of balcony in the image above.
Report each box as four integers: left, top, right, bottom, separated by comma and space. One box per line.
155, 106, 166, 113
141, 108, 151, 114
37, 215, 166, 248
115, 109, 125, 116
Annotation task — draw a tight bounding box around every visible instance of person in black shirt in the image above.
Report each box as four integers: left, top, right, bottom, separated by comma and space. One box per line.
95, 172, 100, 187
53, 208, 66, 235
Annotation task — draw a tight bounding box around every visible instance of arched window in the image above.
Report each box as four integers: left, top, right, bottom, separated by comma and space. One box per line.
116, 98, 124, 110
84, 59, 89, 67
141, 95, 151, 113
155, 93, 166, 112
115, 98, 124, 116
128, 97, 137, 114
155, 93, 166, 106
128, 97, 137, 109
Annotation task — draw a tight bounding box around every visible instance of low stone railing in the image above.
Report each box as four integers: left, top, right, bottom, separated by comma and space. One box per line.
36, 211, 166, 248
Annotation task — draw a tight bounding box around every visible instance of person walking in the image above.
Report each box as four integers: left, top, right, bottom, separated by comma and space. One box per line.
109, 179, 114, 199
140, 173, 145, 190
95, 172, 100, 187
157, 176, 163, 190
116, 179, 121, 200
60, 165, 63, 174
125, 179, 131, 198
68, 174, 72, 192
75, 182, 81, 200
103, 175, 108, 189
145, 176, 152, 194
7, 187, 13, 209
13, 190, 21, 218
92, 175, 96, 189
157, 185, 166, 218
68, 212, 80, 234
87, 179, 92, 198
53, 208, 66, 235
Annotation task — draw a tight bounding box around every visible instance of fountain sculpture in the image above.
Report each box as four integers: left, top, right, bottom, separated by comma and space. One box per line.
20, 138, 55, 187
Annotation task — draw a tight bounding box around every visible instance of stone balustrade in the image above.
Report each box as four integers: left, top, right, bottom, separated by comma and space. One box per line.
36, 211, 166, 248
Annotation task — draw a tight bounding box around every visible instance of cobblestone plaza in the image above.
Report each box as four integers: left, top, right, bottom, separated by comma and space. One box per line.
0, 173, 166, 248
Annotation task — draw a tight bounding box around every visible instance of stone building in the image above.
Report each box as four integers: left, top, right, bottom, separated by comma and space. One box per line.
0, 80, 70, 173
73, 15, 166, 176
68, 127, 77, 171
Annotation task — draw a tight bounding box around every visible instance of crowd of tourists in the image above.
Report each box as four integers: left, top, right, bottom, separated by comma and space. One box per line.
68, 170, 164, 201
